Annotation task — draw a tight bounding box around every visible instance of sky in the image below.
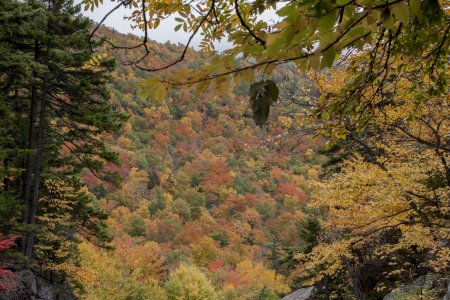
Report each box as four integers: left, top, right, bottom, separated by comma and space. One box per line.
82, 2, 210, 49
82, 1, 280, 52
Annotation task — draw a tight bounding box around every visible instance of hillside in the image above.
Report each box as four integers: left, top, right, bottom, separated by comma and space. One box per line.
76, 26, 324, 300
1, 1, 449, 299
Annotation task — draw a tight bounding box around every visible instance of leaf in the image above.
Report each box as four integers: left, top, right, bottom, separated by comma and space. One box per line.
266, 33, 278, 47
152, 83, 169, 104
249, 80, 279, 127
308, 53, 321, 70
318, 10, 336, 33
264, 63, 276, 75
241, 68, 254, 84
409, 0, 421, 16
336, 0, 352, 5
320, 31, 338, 46
382, 8, 395, 30
321, 47, 336, 69
264, 80, 279, 103
174, 24, 182, 32
194, 80, 210, 96
294, 58, 308, 72
215, 77, 229, 98
140, 78, 169, 104
154, 18, 160, 29
336, 25, 370, 49
392, 2, 410, 24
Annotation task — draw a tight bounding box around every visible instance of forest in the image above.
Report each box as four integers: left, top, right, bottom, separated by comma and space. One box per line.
0, 0, 449, 299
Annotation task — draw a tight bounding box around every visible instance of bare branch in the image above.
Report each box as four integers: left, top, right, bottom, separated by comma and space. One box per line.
234, 0, 266, 48
89, 0, 133, 52
162, 10, 370, 86
429, 24, 450, 73
135, 2, 215, 71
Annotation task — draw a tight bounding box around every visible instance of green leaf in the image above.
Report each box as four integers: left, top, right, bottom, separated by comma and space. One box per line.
154, 18, 160, 28
318, 10, 336, 33
152, 83, 169, 104
382, 8, 395, 30
392, 2, 410, 24
336, 25, 370, 49
277, 5, 291, 17
321, 47, 336, 69
141, 78, 169, 104
336, 0, 352, 5
174, 24, 182, 32
320, 31, 338, 46
249, 80, 279, 127
264, 80, 279, 103
294, 58, 308, 72
308, 53, 320, 70
409, 0, 421, 16
215, 77, 229, 98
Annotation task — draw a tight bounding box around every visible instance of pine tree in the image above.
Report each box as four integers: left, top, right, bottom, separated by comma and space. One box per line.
0, 0, 124, 269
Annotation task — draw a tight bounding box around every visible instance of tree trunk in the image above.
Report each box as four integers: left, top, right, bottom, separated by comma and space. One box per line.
3, 159, 9, 192
24, 70, 48, 258
352, 272, 367, 300
346, 252, 367, 300
346, 254, 368, 300
21, 39, 39, 254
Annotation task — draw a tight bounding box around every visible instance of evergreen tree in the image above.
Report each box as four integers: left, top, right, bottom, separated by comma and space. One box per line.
0, 0, 124, 270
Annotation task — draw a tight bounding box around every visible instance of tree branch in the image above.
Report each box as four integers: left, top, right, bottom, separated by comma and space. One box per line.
234, 0, 266, 48
135, 2, 215, 71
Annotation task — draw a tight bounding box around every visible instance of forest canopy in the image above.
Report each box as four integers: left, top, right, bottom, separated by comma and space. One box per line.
84, 0, 450, 298
0, 0, 449, 299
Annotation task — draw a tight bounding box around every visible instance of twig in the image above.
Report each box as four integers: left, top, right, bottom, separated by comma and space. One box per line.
234, 0, 266, 48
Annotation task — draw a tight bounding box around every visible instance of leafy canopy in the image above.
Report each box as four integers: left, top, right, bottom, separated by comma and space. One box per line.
86, 0, 447, 101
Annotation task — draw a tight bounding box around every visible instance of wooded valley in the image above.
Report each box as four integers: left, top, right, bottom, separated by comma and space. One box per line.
0, 0, 449, 299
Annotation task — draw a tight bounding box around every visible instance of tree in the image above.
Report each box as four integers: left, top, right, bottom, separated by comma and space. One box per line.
34, 178, 111, 274
230, 260, 290, 294
164, 264, 220, 300
86, 0, 448, 120
0, 0, 124, 264
190, 236, 219, 267
76, 241, 167, 300
291, 41, 449, 298
64, 1, 450, 296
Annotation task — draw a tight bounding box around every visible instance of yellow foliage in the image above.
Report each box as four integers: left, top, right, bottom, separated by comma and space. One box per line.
164, 264, 220, 300
190, 236, 218, 268
77, 241, 167, 300
35, 179, 78, 274
294, 55, 450, 289
234, 260, 290, 293
278, 116, 293, 130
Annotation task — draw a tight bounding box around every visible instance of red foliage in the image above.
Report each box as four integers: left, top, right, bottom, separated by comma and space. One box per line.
277, 182, 308, 202
0, 236, 16, 251
269, 167, 284, 179
154, 132, 171, 146
225, 272, 242, 287
208, 259, 224, 271
245, 193, 258, 202
175, 223, 205, 245
82, 173, 102, 188
0, 235, 17, 291
200, 159, 233, 193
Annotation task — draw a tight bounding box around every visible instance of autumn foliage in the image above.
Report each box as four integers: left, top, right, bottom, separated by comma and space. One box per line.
72, 26, 326, 299
0, 235, 17, 291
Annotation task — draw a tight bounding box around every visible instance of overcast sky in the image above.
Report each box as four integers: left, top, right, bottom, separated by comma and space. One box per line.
82, 2, 209, 48
82, 2, 280, 52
